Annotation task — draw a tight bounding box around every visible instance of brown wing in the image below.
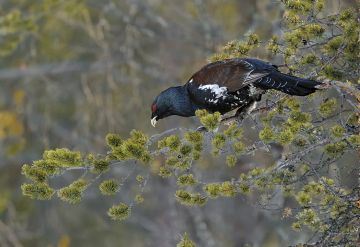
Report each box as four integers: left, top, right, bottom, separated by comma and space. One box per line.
188, 58, 268, 92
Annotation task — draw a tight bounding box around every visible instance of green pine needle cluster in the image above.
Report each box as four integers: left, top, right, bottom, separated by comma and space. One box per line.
330, 125, 344, 138
226, 155, 237, 167
107, 203, 131, 221
203, 181, 236, 198
106, 130, 151, 164
209, 33, 259, 62
324, 141, 347, 157
177, 174, 197, 187
195, 110, 221, 131
57, 179, 88, 204
177, 233, 196, 247
43, 148, 82, 167
99, 179, 120, 196
175, 190, 207, 206
91, 159, 110, 174
21, 183, 54, 200
259, 126, 274, 143
176, 232, 196, 247
158, 135, 181, 151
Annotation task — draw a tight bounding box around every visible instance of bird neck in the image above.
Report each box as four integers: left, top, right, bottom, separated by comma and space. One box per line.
169, 86, 199, 117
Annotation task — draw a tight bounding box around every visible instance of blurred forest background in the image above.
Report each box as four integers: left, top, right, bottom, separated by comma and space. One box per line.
0, 0, 358, 246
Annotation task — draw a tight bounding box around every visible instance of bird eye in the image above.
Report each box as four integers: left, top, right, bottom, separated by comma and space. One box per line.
151, 104, 157, 113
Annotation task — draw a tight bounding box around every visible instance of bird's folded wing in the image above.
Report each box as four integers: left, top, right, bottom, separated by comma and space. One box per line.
188, 59, 269, 92
185, 59, 269, 108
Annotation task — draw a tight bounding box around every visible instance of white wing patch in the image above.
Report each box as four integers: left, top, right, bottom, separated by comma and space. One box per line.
199, 84, 228, 99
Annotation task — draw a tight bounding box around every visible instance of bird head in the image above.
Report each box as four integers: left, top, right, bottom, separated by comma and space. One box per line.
151, 86, 197, 127
150, 88, 176, 127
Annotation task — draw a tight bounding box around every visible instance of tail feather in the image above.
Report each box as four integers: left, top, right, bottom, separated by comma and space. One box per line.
255, 72, 323, 96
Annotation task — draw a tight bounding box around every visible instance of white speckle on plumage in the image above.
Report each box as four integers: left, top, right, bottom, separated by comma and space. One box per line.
249, 84, 257, 96
199, 84, 228, 98
242, 60, 254, 69
189, 78, 193, 83
208, 98, 219, 104
271, 79, 276, 87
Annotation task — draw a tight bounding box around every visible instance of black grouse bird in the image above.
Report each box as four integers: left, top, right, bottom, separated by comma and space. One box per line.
151, 58, 323, 127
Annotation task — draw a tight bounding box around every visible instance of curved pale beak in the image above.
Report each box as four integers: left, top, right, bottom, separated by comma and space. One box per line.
151, 117, 157, 127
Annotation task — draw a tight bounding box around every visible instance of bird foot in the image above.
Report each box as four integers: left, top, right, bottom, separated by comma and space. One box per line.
221, 115, 244, 126
221, 116, 238, 126
196, 126, 208, 132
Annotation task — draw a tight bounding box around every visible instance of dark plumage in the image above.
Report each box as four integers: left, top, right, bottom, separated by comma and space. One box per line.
150, 58, 322, 127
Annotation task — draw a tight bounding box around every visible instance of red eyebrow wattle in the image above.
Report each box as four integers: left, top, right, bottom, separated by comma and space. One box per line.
151, 104, 157, 112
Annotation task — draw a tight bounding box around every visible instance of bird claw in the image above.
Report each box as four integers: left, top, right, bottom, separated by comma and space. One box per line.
221, 115, 244, 126
196, 126, 208, 132
221, 117, 238, 126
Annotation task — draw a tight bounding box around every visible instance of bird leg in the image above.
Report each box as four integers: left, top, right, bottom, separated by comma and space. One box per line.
221, 101, 257, 125
221, 103, 253, 125
236, 101, 257, 119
